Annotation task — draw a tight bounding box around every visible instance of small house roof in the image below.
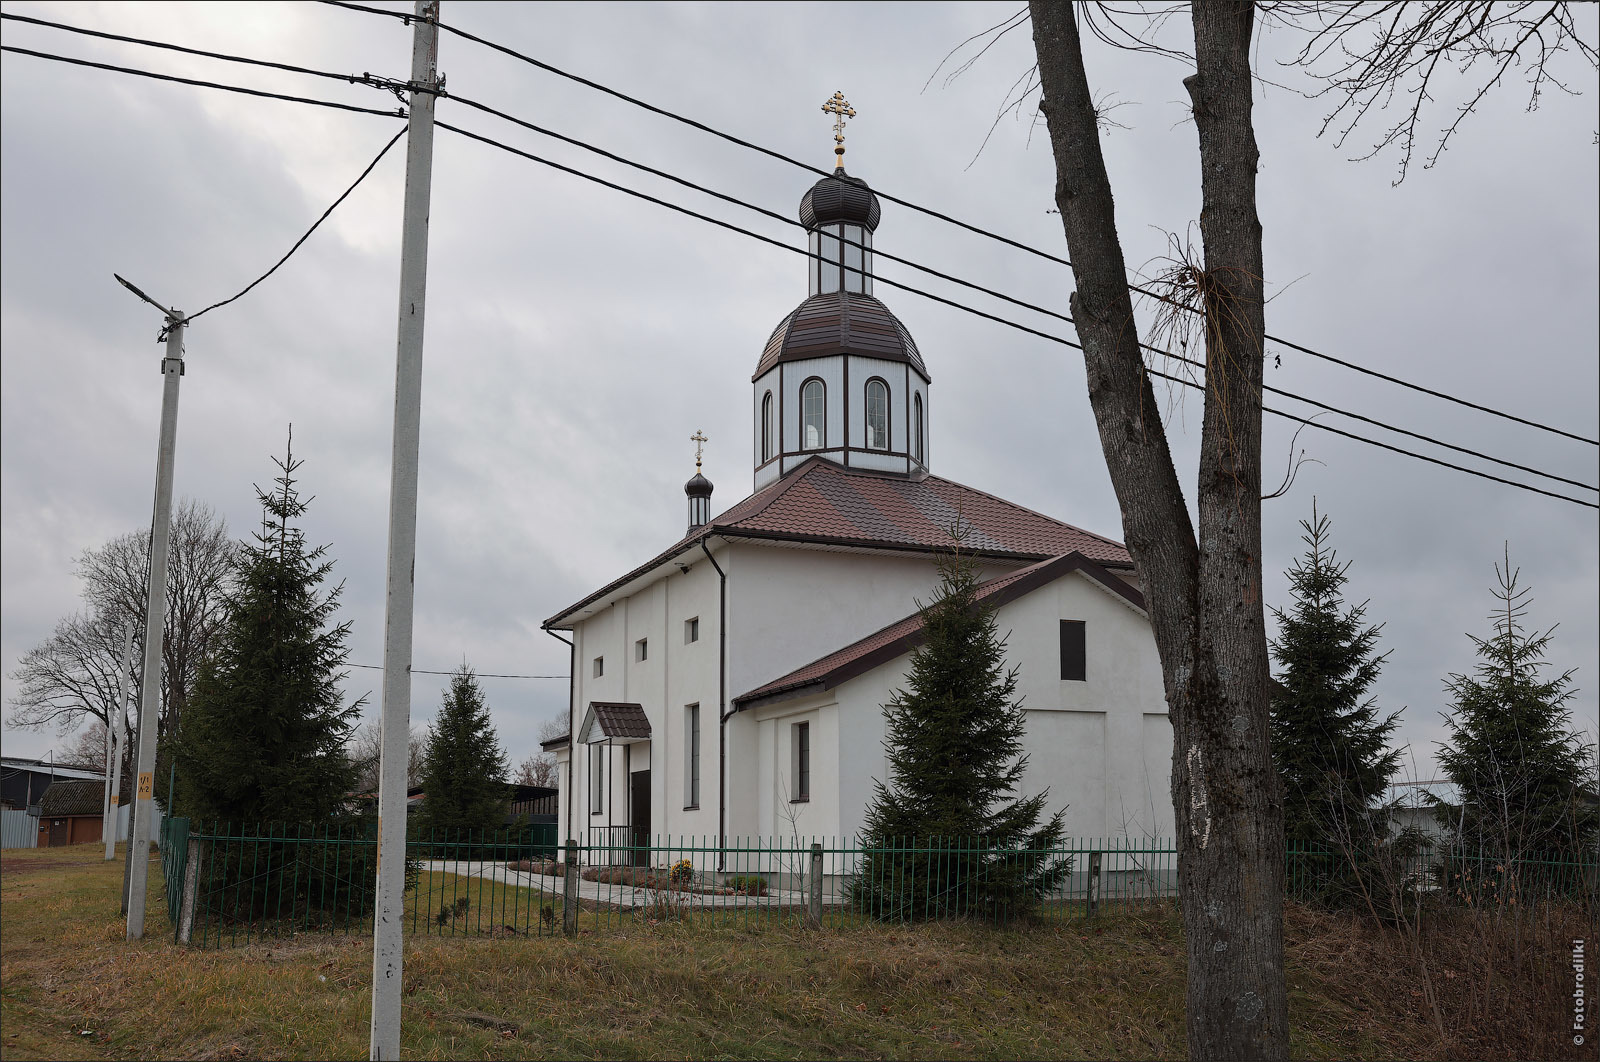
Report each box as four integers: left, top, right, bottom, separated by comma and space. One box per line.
38, 779, 104, 817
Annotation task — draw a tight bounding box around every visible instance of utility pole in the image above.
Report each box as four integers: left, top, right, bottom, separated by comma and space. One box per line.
121, 286, 188, 940
370, 3, 439, 1058
104, 621, 135, 860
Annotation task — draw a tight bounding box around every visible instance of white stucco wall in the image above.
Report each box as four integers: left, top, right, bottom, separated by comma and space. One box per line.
761, 566, 1175, 845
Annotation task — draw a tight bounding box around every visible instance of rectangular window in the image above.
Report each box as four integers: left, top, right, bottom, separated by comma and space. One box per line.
592, 656, 604, 678
589, 744, 605, 812
685, 704, 701, 808
1060, 620, 1086, 681
635, 638, 648, 662
684, 616, 700, 644
792, 721, 811, 802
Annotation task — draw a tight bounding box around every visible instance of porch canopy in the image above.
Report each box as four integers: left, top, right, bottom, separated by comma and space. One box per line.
577, 701, 652, 745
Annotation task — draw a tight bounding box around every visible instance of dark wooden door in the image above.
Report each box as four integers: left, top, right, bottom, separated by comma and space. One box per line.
629, 770, 651, 867
47, 818, 68, 847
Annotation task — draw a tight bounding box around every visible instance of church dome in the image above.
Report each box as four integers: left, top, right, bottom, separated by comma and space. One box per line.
684, 471, 714, 498
798, 169, 881, 232
754, 290, 928, 381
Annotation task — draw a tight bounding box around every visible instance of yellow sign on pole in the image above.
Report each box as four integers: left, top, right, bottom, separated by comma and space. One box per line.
110, 794, 119, 806
136, 772, 153, 800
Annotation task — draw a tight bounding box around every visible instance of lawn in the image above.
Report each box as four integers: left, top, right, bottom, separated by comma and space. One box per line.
1, 843, 1584, 1060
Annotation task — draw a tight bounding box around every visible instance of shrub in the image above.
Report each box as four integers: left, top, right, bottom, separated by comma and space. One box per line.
728, 875, 767, 896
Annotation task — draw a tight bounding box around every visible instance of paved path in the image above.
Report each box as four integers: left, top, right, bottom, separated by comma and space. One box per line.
421, 860, 809, 909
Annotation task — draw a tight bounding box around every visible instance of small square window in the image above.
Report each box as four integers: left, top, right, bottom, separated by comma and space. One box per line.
592, 656, 604, 678
635, 638, 648, 662
685, 616, 700, 643
1060, 620, 1086, 682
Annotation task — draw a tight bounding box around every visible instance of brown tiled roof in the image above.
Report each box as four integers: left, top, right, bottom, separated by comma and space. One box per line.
544, 457, 1132, 629
38, 779, 104, 817
733, 552, 1145, 710
754, 291, 928, 379
585, 702, 652, 740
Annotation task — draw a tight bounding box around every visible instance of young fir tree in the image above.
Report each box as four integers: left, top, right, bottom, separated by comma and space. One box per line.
1269, 503, 1401, 851
176, 433, 362, 826
1435, 549, 1597, 861
854, 547, 1068, 920
417, 665, 510, 835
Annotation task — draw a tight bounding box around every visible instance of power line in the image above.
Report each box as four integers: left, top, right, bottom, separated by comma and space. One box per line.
443, 89, 1596, 496
347, 663, 566, 679
0, 44, 405, 120
187, 128, 406, 323
433, 118, 1597, 510
2, 11, 384, 90
383, 4, 1597, 448
12, 36, 1593, 507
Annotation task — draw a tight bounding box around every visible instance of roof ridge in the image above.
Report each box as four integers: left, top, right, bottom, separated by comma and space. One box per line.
923, 471, 1130, 559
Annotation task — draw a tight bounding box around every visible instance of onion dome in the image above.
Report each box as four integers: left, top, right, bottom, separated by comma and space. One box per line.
684, 471, 714, 499
754, 290, 927, 381
798, 169, 881, 233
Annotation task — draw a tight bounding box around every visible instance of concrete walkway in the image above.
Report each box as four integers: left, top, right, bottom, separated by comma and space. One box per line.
421, 860, 808, 909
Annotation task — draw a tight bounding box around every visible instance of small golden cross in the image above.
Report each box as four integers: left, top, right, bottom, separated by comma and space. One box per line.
821, 90, 856, 169
690, 429, 708, 470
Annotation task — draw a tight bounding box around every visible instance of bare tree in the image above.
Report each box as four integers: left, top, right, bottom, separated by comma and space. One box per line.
513, 716, 569, 788
1018, 3, 1593, 1058
54, 721, 110, 772
10, 499, 235, 788
348, 720, 426, 793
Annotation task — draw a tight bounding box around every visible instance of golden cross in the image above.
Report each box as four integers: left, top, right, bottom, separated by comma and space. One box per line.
690, 429, 708, 470
821, 90, 856, 169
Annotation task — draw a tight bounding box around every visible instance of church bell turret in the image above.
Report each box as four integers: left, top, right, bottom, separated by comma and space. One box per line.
685, 429, 713, 534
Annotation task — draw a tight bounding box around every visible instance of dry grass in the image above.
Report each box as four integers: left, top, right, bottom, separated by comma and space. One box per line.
1, 844, 1586, 1060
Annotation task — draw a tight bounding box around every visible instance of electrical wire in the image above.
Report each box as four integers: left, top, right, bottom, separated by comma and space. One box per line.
362, 2, 1598, 448
434, 118, 1597, 510
186, 128, 406, 324
9, 33, 1592, 506
347, 663, 567, 679
444, 90, 1597, 496
0, 44, 405, 119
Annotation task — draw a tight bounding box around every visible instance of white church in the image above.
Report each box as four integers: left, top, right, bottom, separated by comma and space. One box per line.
542, 116, 1177, 855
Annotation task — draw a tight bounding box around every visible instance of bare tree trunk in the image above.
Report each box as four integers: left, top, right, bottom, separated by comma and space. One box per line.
1029, 3, 1287, 1058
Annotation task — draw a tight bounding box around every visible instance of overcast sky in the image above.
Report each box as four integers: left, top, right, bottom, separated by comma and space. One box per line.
3, 2, 1595, 787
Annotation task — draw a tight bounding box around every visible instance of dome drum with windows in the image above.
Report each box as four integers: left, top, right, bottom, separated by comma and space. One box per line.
753, 101, 929, 489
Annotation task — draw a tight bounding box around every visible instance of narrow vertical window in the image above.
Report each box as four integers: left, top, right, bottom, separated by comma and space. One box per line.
761, 391, 774, 462
913, 393, 924, 464
792, 721, 811, 801
685, 704, 701, 807
592, 656, 604, 678
590, 744, 605, 811
684, 616, 700, 643
635, 638, 648, 662
865, 379, 889, 450
801, 378, 825, 450
843, 224, 864, 292
1060, 620, 1086, 681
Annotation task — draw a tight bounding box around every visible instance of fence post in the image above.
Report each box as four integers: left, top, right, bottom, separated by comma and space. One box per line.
177, 837, 202, 944
1087, 850, 1102, 917
807, 843, 823, 929
562, 838, 579, 936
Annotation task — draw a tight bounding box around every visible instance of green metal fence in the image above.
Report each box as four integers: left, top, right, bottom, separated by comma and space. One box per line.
161, 823, 1596, 949
160, 816, 190, 929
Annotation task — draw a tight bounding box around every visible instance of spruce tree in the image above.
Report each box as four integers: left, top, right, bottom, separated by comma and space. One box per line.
855, 547, 1067, 920
176, 436, 361, 826
1269, 503, 1401, 851
1435, 549, 1596, 861
417, 665, 510, 835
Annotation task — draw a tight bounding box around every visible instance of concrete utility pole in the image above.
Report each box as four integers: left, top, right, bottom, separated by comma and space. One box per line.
370, 4, 439, 1058
122, 291, 188, 940
104, 621, 135, 860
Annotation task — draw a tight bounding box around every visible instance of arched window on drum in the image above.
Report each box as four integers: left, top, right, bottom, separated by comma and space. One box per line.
801, 378, 826, 450
913, 392, 925, 464
761, 391, 774, 462
865, 378, 889, 450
